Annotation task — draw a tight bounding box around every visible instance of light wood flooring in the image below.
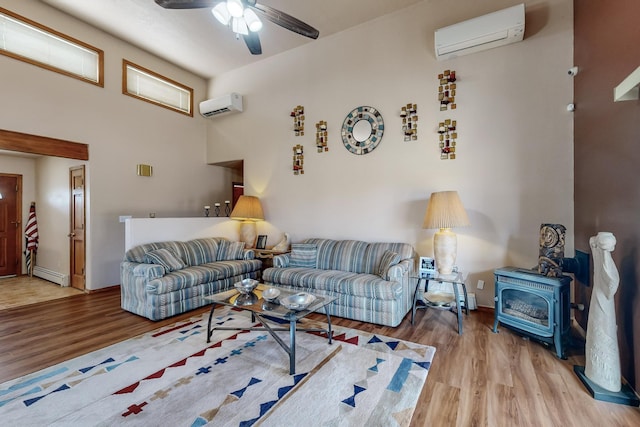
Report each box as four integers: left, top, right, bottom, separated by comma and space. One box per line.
0, 288, 638, 426
0, 275, 84, 310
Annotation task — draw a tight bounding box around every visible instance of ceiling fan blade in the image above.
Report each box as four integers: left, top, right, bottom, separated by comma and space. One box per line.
251, 3, 319, 39
243, 32, 262, 55
154, 0, 219, 9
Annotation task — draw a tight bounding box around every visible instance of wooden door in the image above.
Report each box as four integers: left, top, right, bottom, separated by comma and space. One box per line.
69, 166, 85, 290
232, 182, 244, 208
0, 174, 21, 277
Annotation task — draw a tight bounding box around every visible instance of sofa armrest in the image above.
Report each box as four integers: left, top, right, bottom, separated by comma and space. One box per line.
387, 259, 411, 281
273, 253, 290, 268
122, 261, 165, 280
243, 249, 255, 260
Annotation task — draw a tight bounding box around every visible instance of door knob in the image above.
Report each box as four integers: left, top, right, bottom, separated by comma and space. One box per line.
68, 232, 76, 237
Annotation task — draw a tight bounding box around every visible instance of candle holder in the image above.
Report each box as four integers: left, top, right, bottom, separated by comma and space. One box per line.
204, 206, 210, 217
214, 203, 221, 217
225, 201, 231, 216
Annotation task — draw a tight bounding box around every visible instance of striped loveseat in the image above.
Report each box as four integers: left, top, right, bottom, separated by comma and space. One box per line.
262, 238, 417, 327
120, 237, 261, 320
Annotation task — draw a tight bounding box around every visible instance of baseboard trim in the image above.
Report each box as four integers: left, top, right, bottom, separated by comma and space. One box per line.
86, 285, 120, 294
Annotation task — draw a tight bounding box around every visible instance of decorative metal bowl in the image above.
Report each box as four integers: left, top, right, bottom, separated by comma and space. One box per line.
234, 292, 258, 306
234, 278, 259, 295
280, 292, 316, 311
262, 287, 281, 302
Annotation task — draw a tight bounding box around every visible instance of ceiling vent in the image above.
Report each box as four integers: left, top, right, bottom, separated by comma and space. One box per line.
199, 93, 243, 118
434, 3, 525, 60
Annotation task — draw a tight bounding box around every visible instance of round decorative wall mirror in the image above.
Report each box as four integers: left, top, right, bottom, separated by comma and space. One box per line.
341, 106, 384, 155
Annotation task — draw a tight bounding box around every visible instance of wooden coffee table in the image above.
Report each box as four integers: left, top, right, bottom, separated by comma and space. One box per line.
204, 284, 336, 375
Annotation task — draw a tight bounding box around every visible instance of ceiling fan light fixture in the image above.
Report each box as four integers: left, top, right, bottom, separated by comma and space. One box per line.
232, 17, 249, 36
226, 0, 244, 18
243, 9, 262, 32
211, 3, 231, 25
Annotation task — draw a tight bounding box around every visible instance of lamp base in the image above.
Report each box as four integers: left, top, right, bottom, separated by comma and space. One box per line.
434, 228, 457, 275
239, 221, 257, 248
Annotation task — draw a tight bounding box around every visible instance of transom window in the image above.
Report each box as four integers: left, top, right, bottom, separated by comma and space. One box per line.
123, 60, 193, 117
0, 7, 104, 86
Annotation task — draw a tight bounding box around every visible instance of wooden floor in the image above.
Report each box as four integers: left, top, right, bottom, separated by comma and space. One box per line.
0, 275, 84, 310
1, 289, 639, 426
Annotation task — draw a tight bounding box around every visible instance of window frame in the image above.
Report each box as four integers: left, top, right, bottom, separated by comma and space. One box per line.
0, 7, 104, 87
122, 59, 194, 117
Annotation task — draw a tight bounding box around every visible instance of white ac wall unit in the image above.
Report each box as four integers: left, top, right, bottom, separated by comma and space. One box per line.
199, 93, 243, 118
434, 3, 525, 60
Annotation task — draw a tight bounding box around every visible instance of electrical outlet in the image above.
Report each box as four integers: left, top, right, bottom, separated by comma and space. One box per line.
477, 279, 485, 290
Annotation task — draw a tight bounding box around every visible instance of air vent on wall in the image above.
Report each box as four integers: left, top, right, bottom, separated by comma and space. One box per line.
434, 3, 525, 60
199, 93, 243, 118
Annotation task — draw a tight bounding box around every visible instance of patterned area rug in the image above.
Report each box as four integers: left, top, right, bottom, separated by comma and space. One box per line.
0, 307, 436, 426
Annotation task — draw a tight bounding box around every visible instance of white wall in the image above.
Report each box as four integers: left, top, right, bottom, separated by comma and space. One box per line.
206, 0, 575, 307
124, 218, 240, 251
0, 0, 230, 289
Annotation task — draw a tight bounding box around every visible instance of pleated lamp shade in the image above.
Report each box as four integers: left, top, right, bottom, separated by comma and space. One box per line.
230, 195, 264, 221
423, 191, 470, 229
423, 191, 470, 275
230, 195, 264, 248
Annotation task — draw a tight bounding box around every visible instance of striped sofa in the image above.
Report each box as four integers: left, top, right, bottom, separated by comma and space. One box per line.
120, 237, 261, 320
262, 238, 417, 327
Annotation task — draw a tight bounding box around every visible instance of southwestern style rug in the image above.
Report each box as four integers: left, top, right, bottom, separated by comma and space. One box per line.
0, 307, 436, 426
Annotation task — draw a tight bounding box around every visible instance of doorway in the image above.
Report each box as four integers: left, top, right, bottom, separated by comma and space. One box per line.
232, 182, 244, 208
0, 174, 22, 277
0, 129, 88, 293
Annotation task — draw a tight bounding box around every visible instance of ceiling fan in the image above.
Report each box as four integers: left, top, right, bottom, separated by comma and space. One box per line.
154, 0, 319, 55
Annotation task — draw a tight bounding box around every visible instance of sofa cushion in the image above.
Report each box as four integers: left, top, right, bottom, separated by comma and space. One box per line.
362, 242, 415, 275
217, 241, 245, 260
304, 239, 338, 270
328, 240, 369, 273
125, 241, 184, 263
183, 238, 219, 266
146, 260, 262, 294
289, 243, 317, 268
144, 248, 186, 272
376, 250, 401, 279
263, 267, 402, 300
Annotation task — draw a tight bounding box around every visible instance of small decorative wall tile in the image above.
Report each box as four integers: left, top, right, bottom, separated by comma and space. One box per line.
437, 119, 457, 160
400, 103, 418, 141
293, 144, 304, 174
291, 105, 305, 136
315, 121, 328, 152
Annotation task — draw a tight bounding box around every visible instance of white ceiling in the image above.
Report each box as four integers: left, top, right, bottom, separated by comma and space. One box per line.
40, 0, 424, 79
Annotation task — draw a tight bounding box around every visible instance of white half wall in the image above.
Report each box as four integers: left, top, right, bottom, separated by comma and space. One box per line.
124, 217, 240, 251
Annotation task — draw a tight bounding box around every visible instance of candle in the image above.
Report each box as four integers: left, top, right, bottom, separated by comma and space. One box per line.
214, 203, 220, 207
204, 205, 210, 209
225, 201, 230, 204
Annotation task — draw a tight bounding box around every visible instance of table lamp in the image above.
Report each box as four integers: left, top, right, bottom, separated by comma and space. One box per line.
230, 195, 264, 248
423, 190, 470, 276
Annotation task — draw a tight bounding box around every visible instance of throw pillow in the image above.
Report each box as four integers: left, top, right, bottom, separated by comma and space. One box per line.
218, 240, 246, 261
377, 250, 401, 279
289, 243, 317, 268
144, 248, 187, 272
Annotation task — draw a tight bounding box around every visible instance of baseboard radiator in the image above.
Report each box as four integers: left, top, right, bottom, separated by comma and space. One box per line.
33, 266, 70, 287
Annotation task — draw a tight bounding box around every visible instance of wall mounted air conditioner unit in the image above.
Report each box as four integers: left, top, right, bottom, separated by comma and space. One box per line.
435, 3, 525, 60
199, 93, 243, 118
